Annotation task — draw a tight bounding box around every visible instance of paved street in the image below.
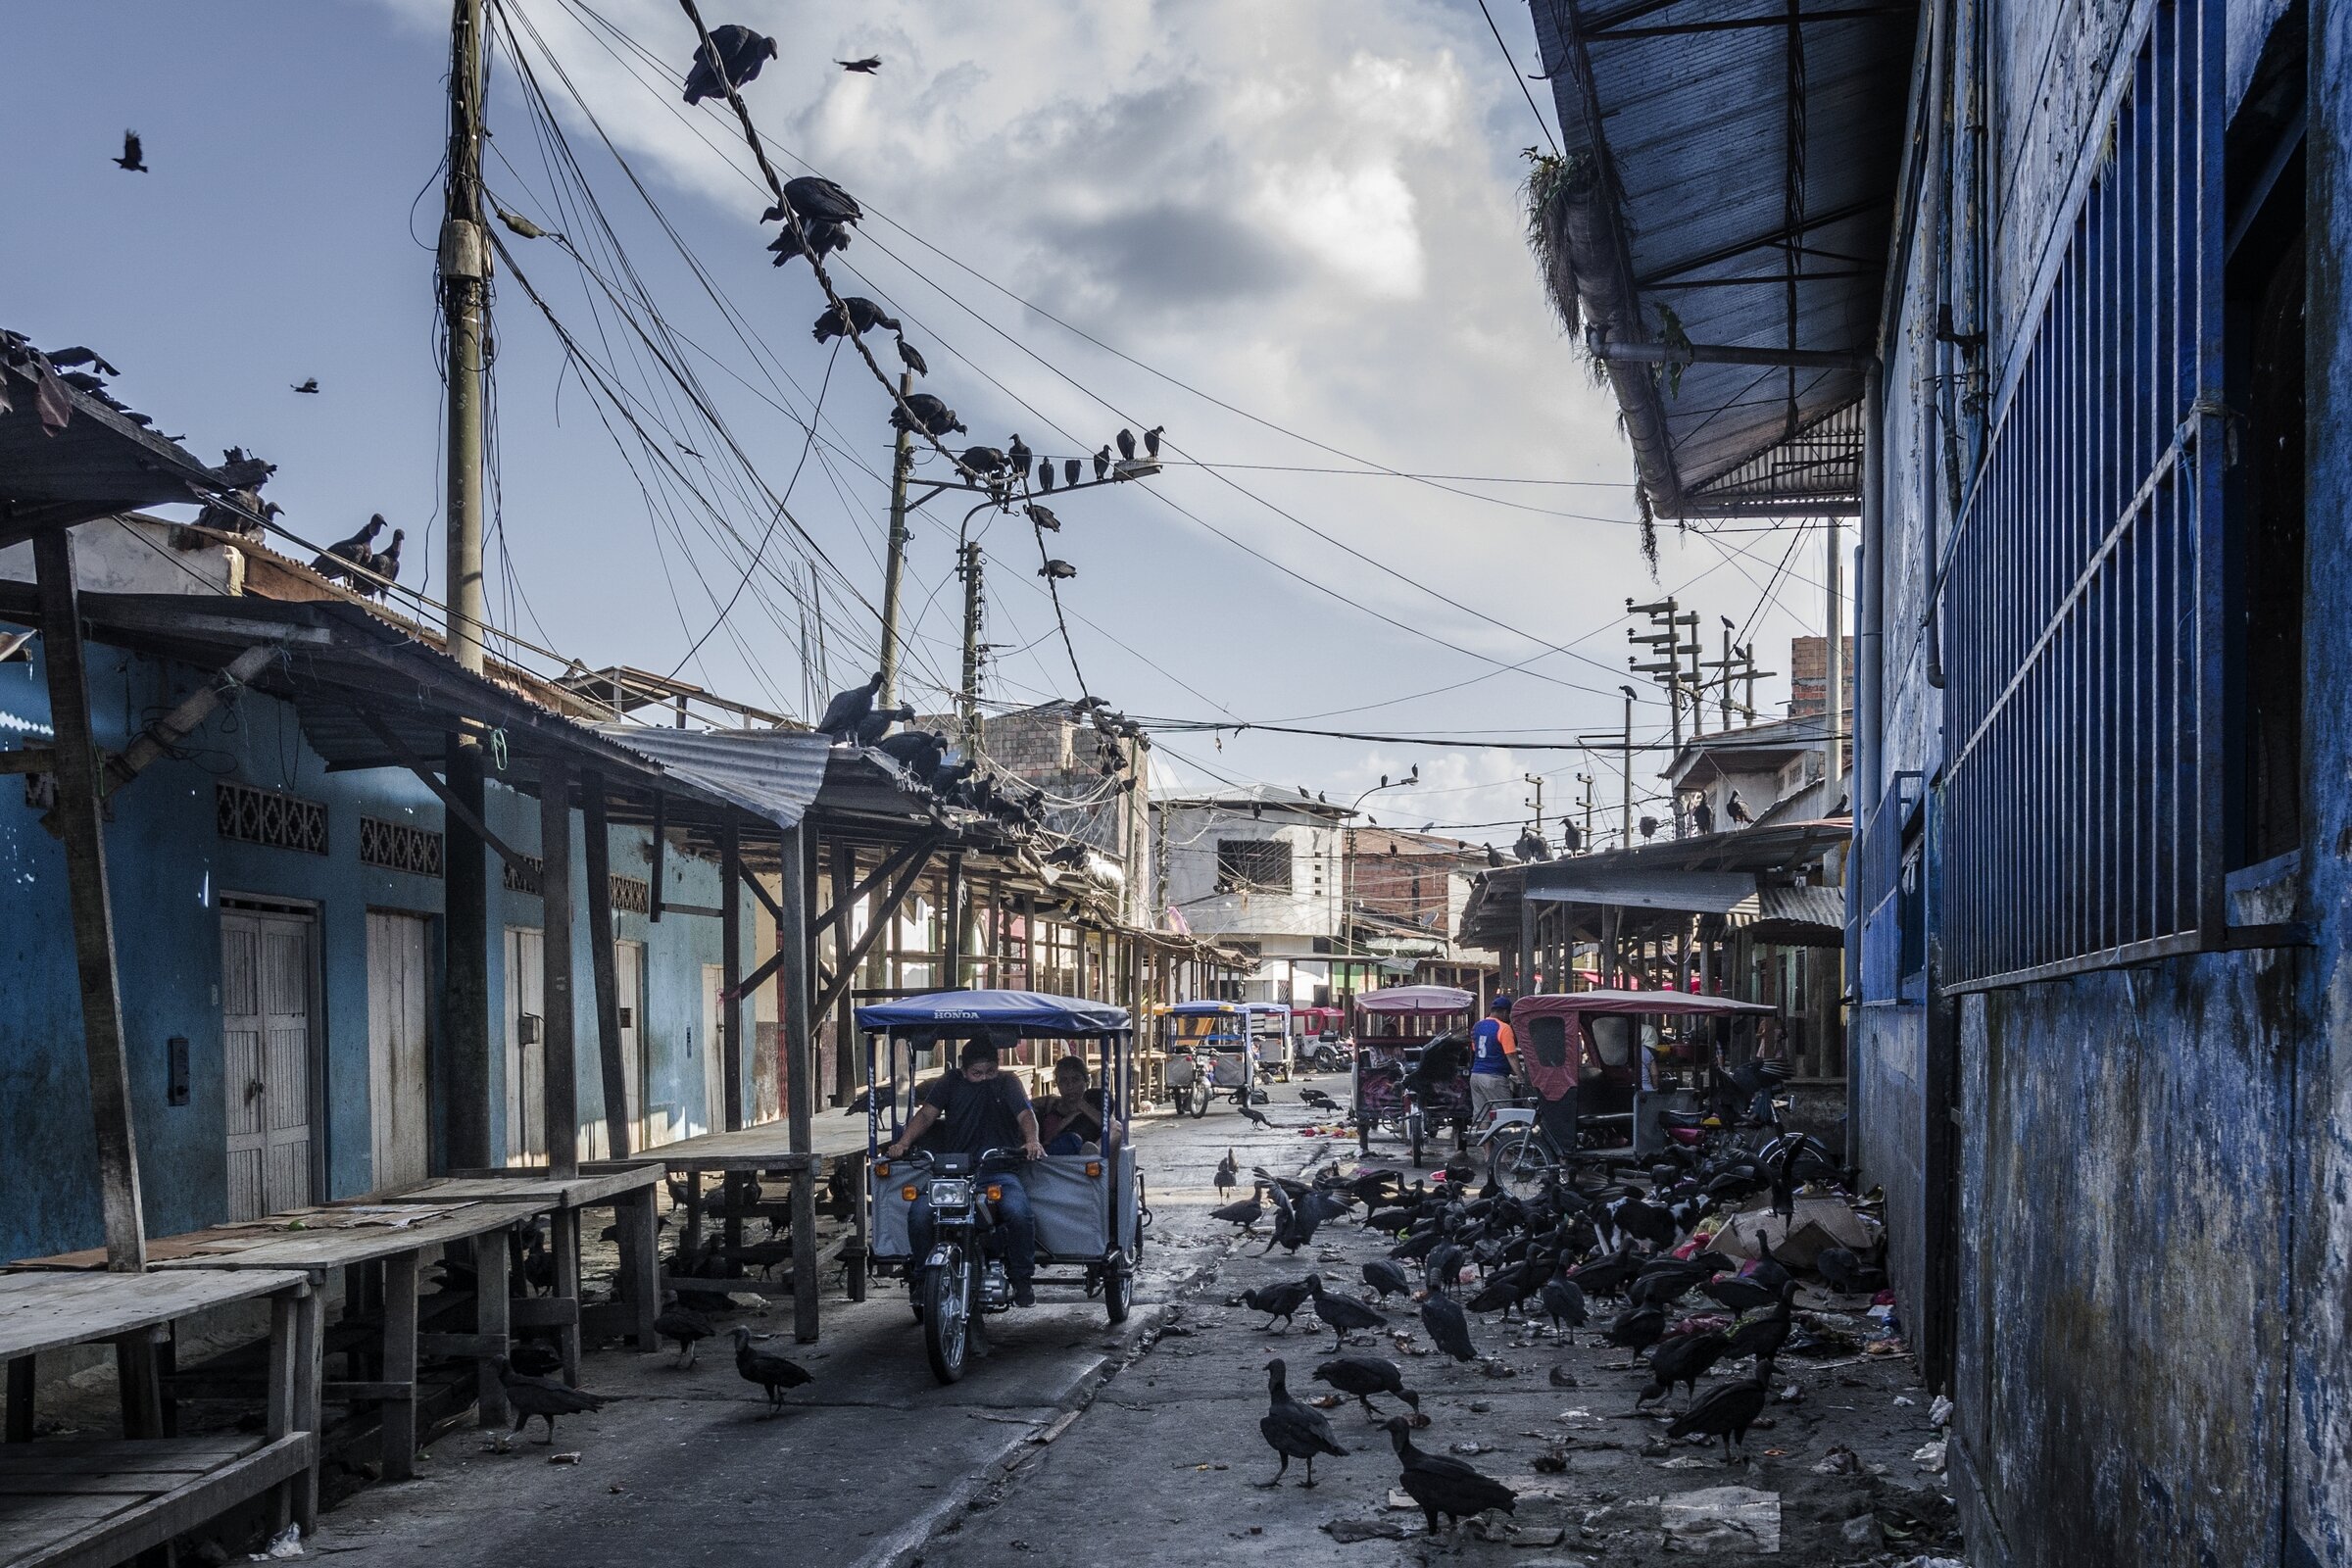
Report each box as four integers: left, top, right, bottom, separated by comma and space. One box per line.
307, 1082, 1958, 1567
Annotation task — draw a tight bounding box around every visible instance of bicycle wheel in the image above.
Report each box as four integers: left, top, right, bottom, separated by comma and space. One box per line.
1488, 1125, 1551, 1200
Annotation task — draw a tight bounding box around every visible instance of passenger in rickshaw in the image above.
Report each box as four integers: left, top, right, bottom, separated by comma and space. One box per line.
1036, 1055, 1121, 1155
882, 1037, 1046, 1306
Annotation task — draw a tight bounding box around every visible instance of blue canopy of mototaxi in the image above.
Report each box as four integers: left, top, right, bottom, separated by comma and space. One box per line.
855, 988, 1130, 1037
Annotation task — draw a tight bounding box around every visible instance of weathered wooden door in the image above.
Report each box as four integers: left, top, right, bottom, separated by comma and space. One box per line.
699, 962, 725, 1137
221, 907, 315, 1221
503, 926, 545, 1165
367, 910, 433, 1192
616, 939, 649, 1147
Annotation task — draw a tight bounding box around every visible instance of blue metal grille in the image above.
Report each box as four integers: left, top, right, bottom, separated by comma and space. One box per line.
1940, 0, 2224, 988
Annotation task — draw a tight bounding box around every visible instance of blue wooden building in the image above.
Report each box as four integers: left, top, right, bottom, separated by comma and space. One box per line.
1527, 0, 2340, 1559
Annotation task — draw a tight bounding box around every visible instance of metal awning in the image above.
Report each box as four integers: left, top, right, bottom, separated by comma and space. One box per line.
1727, 881, 1847, 946
1528, 2, 1916, 517
597, 726, 844, 835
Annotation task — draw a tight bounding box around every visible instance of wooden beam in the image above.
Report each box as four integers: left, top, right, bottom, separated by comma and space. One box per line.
32, 530, 145, 1272
740, 862, 781, 922
813, 838, 939, 1018
830, 843, 858, 1105
648, 790, 665, 923
355, 710, 531, 869
720, 821, 744, 1133
810, 836, 930, 937
539, 761, 580, 1180
775, 825, 820, 1343
944, 852, 966, 989
582, 774, 630, 1162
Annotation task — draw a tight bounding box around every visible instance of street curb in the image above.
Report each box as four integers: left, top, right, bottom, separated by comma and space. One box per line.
852, 1141, 1330, 1568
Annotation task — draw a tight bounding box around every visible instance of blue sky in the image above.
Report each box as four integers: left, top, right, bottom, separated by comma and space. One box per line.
1, 1, 1832, 848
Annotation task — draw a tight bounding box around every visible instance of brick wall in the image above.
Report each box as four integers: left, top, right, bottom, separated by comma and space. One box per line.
1788, 635, 1856, 718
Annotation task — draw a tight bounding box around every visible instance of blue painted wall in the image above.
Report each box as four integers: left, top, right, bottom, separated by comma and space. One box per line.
1846, 1, 2342, 1561
0, 633, 743, 1264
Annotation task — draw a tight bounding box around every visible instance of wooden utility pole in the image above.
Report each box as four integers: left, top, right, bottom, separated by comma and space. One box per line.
1619, 686, 1636, 850
879, 370, 915, 706
441, 0, 494, 1168
582, 777, 629, 1161
776, 827, 819, 1342
539, 762, 579, 1180
33, 531, 145, 1271
1825, 520, 1845, 790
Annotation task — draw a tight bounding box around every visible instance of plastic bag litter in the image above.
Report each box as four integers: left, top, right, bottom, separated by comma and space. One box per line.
1659, 1485, 1782, 1551
249, 1526, 303, 1561
1912, 1438, 1948, 1472
1930, 1394, 1954, 1427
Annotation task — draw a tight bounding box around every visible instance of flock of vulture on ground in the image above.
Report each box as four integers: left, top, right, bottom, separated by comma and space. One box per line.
1208, 1131, 1886, 1535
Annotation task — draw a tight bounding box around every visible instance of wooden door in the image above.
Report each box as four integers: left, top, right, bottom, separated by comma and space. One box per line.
221, 908, 315, 1221
367, 911, 433, 1191
504, 926, 545, 1165
699, 962, 725, 1137
616, 940, 651, 1147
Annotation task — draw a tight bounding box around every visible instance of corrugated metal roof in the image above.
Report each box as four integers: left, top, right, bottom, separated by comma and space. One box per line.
595, 727, 841, 833
1529, 1, 1915, 515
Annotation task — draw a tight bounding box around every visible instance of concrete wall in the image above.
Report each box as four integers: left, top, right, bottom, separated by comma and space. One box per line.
1155, 803, 1346, 942
0, 634, 740, 1263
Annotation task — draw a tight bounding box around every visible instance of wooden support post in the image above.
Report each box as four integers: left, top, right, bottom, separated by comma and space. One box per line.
266, 1294, 298, 1535
648, 790, 665, 923
292, 1284, 321, 1534
1517, 896, 1536, 996
114, 1332, 163, 1440
32, 530, 146, 1271
777, 825, 821, 1343
380, 1250, 419, 1481
831, 844, 858, 1105
5, 1356, 32, 1443
551, 1210, 582, 1381
475, 1230, 509, 1428
539, 760, 579, 1179
625, 1191, 659, 1351
582, 774, 630, 1161
720, 821, 745, 1133
944, 852, 966, 988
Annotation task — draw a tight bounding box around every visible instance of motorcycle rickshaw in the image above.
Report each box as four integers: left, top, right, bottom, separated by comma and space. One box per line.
1349, 984, 1476, 1166
1291, 1005, 1350, 1072
1162, 1001, 1280, 1115
860, 990, 1147, 1384
1481, 989, 1780, 1196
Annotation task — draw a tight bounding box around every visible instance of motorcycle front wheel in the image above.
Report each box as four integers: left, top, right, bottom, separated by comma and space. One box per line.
923, 1250, 973, 1385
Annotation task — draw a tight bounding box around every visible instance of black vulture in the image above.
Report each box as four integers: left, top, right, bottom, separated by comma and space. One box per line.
781, 173, 862, 225
851, 703, 915, 748
1143, 424, 1164, 458
291, 377, 319, 394
896, 335, 927, 376
889, 392, 964, 436
1115, 427, 1136, 461
683, 25, 779, 104
1006, 435, 1031, 475
114, 130, 147, 172
1210, 1186, 1265, 1233
1063, 457, 1082, 487
1313, 1356, 1419, 1417
1420, 1288, 1478, 1362
654, 1302, 714, 1366
958, 445, 1009, 475
1303, 1274, 1386, 1350
495, 1358, 608, 1445
1692, 798, 1717, 834
1815, 1245, 1887, 1296
1381, 1417, 1517, 1535
767, 218, 853, 263
1725, 790, 1752, 825
1213, 1150, 1239, 1197
729, 1326, 811, 1416
507, 1337, 563, 1378
357, 529, 403, 595
812, 296, 901, 342
815, 671, 884, 738
1725, 1283, 1798, 1362
1701, 1272, 1779, 1315
1666, 1359, 1774, 1459
1038, 560, 1076, 581
1025, 503, 1060, 532
1093, 445, 1111, 480
836, 55, 882, 72
874, 729, 947, 780
1240, 1276, 1314, 1330
1639, 1329, 1731, 1407
1540, 1270, 1588, 1337
1362, 1258, 1411, 1301
1256, 1359, 1348, 1488
312, 515, 383, 582
1037, 458, 1055, 492
1238, 1104, 1272, 1129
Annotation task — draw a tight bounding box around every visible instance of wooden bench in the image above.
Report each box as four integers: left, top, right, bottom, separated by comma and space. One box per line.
0, 1269, 318, 1568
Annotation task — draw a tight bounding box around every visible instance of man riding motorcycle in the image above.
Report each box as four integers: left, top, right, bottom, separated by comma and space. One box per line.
882, 1037, 1046, 1306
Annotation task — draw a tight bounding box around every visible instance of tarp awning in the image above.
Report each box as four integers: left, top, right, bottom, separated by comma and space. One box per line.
1525, 869, 1760, 915
1354, 984, 1475, 1015
856, 989, 1130, 1036
1513, 988, 1778, 1021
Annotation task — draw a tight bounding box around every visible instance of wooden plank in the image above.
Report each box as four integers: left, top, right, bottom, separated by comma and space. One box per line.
143, 1208, 519, 1273
396, 1165, 660, 1208
0, 1432, 312, 1568
352, 710, 531, 869
540, 760, 581, 1181
582, 775, 632, 1162
0, 1439, 258, 1475
0, 1272, 310, 1360
31, 531, 145, 1272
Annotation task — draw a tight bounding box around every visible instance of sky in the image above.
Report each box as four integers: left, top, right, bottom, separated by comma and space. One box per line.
0, 0, 1835, 854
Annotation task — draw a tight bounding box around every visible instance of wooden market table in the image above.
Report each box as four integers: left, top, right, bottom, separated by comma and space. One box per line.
0, 1268, 319, 1568
651, 1127, 866, 1338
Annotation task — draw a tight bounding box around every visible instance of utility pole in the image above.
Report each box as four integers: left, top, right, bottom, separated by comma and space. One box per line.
1523, 772, 1546, 849
1618, 685, 1636, 850
879, 369, 915, 707
1576, 772, 1593, 853
1824, 519, 1845, 791
1629, 599, 1696, 834
956, 540, 984, 743
440, 0, 493, 1170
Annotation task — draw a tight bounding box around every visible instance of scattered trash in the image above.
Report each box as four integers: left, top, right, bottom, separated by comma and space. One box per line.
1929, 1394, 1954, 1427
1468, 1518, 1563, 1545
548, 1452, 581, 1466
1548, 1365, 1580, 1388
1325, 1519, 1409, 1543
1481, 1358, 1519, 1378
1450, 1441, 1485, 1455
1659, 1485, 1782, 1551
1468, 1400, 1493, 1414
249, 1525, 304, 1561
1533, 1450, 1569, 1474
1812, 1446, 1863, 1476
1892, 1395, 1915, 1407
1031, 1410, 1082, 1445
1386, 1489, 1419, 1511
1658, 1456, 1711, 1470
607, 1484, 624, 1494
1912, 1439, 1948, 1473
1840, 1512, 1886, 1547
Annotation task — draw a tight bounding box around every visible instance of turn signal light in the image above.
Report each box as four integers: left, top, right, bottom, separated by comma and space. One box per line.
1084, 1161, 1103, 1178
984, 1185, 1004, 1202
900, 1185, 919, 1201
874, 1162, 892, 1177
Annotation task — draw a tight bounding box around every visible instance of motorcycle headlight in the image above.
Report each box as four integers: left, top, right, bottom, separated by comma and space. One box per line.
928, 1178, 973, 1205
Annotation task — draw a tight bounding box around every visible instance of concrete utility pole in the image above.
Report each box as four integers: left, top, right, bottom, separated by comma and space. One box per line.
1576, 771, 1594, 852
1824, 519, 1845, 791
1523, 772, 1545, 847
1619, 685, 1636, 849
440, 0, 493, 1169
879, 370, 915, 707
957, 539, 984, 741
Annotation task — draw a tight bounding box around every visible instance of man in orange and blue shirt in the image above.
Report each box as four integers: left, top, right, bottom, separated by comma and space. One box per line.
1469, 995, 1521, 1126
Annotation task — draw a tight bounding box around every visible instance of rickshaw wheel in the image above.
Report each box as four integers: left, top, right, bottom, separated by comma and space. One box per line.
1103, 1258, 1133, 1324
1407, 1109, 1426, 1167
922, 1256, 973, 1385
1356, 1122, 1370, 1155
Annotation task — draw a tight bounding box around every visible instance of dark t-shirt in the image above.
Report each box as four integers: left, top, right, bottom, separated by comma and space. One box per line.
1038, 1087, 1106, 1145
917, 1070, 1033, 1157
